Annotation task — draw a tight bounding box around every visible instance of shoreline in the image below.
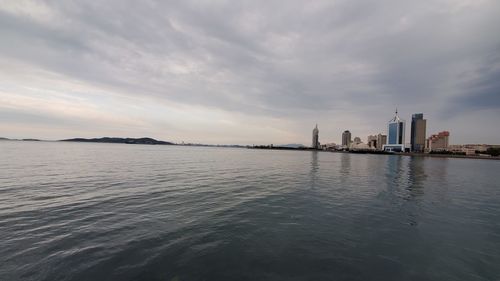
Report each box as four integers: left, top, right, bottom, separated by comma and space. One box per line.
249, 146, 500, 160
3, 139, 499, 160
393, 152, 499, 160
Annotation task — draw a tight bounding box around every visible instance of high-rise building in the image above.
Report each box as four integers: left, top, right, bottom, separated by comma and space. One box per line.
427, 131, 449, 151
378, 134, 387, 150
383, 109, 406, 152
312, 124, 320, 149
342, 130, 351, 147
411, 113, 426, 152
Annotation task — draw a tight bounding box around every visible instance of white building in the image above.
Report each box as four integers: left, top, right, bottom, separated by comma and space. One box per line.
312, 124, 319, 149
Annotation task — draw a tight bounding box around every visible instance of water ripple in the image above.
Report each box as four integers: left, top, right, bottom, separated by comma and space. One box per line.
0, 142, 499, 281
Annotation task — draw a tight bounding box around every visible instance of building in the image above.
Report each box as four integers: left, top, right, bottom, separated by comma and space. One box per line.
367, 135, 377, 148
410, 113, 427, 152
463, 144, 489, 152
350, 142, 375, 151
342, 130, 352, 147
367, 133, 387, 150
427, 131, 449, 151
463, 148, 476, 156
383, 109, 406, 152
312, 124, 320, 149
448, 144, 463, 153
349, 137, 363, 149
321, 143, 337, 150
378, 134, 387, 150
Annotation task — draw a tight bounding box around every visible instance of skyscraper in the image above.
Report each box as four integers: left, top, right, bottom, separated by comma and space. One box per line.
312, 124, 319, 149
342, 130, 351, 147
383, 109, 406, 152
411, 113, 426, 152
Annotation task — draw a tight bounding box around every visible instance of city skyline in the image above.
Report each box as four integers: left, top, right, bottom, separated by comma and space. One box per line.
1, 1, 500, 145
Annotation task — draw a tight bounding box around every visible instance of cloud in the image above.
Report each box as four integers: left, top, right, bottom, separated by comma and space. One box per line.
0, 0, 499, 144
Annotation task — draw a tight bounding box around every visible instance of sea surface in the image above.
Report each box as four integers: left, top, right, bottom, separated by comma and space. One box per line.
1, 141, 499, 281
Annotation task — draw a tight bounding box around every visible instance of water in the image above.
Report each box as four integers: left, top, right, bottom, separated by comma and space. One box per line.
1, 141, 499, 281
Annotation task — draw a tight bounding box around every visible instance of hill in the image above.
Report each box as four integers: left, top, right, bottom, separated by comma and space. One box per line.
60, 137, 174, 145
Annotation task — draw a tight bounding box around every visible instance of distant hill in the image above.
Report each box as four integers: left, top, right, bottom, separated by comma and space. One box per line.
0, 138, 41, 141
60, 137, 174, 145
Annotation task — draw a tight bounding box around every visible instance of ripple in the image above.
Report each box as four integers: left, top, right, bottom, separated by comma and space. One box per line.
0, 142, 499, 280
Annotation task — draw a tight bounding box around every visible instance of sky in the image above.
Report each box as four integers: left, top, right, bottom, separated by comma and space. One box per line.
1, 0, 499, 145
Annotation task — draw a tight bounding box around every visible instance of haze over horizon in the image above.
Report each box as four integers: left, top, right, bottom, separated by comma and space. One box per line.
1, 0, 499, 145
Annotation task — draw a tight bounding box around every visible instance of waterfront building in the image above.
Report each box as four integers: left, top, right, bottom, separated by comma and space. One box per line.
312, 124, 320, 149
322, 143, 337, 150
342, 130, 352, 147
349, 137, 362, 149
368, 134, 386, 150
464, 144, 489, 152
367, 135, 377, 148
377, 134, 387, 150
350, 142, 375, 151
383, 109, 406, 152
463, 148, 476, 156
367, 134, 387, 150
411, 113, 427, 152
448, 144, 463, 153
427, 131, 449, 151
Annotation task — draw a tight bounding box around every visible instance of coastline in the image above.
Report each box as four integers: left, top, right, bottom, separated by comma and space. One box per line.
393, 152, 500, 160
3, 139, 499, 160
249, 146, 500, 160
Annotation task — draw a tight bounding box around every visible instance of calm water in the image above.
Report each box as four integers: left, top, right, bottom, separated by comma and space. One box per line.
1, 141, 499, 281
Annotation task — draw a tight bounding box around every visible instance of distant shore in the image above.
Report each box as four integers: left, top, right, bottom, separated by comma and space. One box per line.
249, 146, 500, 160
393, 152, 500, 160
2, 137, 499, 160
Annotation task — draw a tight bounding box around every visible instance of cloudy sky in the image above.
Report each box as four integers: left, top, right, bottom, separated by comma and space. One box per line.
1, 0, 499, 145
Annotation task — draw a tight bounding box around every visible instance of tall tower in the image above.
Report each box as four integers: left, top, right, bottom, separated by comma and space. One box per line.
383, 109, 406, 152
312, 124, 319, 149
411, 113, 426, 152
342, 130, 352, 147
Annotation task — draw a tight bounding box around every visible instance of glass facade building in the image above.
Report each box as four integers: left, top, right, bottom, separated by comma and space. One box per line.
383, 110, 406, 152
388, 123, 398, 144
410, 113, 426, 152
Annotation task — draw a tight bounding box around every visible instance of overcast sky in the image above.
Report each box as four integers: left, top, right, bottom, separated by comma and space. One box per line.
1, 0, 499, 145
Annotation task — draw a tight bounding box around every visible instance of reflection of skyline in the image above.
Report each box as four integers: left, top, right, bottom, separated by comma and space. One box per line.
385, 155, 403, 190
384, 155, 431, 226
309, 151, 319, 188
338, 153, 351, 188
407, 157, 427, 198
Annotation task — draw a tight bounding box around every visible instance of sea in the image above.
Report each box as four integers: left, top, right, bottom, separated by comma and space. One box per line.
1, 141, 499, 281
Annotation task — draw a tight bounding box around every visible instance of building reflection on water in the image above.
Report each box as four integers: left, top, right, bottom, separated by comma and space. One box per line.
309, 151, 319, 188
339, 153, 351, 187
407, 156, 427, 197
384, 155, 432, 226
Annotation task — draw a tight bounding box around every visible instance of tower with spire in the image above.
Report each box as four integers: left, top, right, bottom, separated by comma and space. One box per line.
312, 124, 320, 149
383, 109, 406, 152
